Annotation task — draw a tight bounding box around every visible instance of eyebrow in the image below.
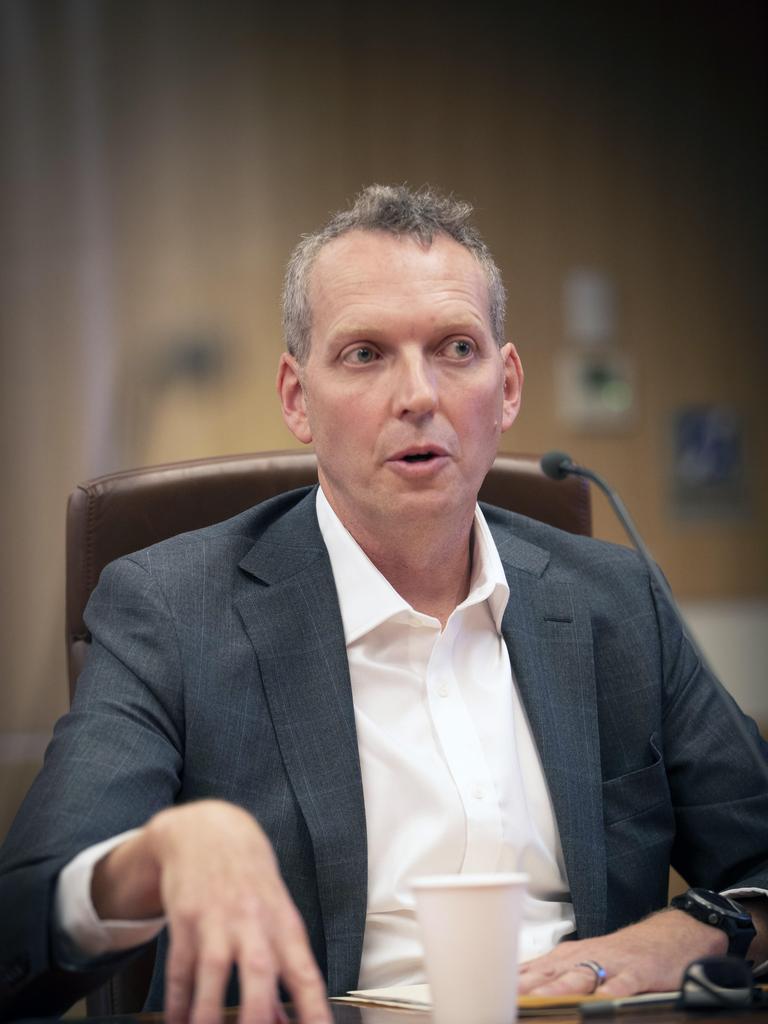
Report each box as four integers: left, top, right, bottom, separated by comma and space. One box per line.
329, 315, 487, 343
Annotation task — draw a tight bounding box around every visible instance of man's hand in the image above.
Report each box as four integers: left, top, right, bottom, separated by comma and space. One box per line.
91, 800, 330, 1024
518, 910, 728, 997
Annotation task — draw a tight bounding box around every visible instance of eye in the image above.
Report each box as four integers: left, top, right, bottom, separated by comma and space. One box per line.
443, 338, 474, 359
342, 345, 379, 365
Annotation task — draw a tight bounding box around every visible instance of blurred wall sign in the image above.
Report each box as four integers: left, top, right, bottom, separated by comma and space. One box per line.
555, 348, 636, 431
670, 405, 748, 518
557, 267, 634, 432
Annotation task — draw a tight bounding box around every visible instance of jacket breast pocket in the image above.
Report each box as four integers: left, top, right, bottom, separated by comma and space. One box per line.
602, 733, 672, 828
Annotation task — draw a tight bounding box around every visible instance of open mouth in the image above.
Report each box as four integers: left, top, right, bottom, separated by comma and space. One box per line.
402, 452, 437, 463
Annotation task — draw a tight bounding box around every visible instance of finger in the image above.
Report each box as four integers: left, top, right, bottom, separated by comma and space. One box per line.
517, 966, 558, 993
190, 933, 232, 1024
527, 965, 604, 997
165, 925, 197, 1024
518, 949, 575, 978
273, 907, 331, 1024
598, 969, 642, 998
236, 933, 279, 1024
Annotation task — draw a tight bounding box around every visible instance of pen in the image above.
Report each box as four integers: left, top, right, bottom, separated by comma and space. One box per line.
581, 991, 680, 1017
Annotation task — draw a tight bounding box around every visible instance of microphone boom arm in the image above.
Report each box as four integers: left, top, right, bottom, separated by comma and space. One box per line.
564, 462, 678, 613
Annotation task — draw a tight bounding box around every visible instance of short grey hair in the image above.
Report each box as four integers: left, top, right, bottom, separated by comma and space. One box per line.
282, 184, 507, 363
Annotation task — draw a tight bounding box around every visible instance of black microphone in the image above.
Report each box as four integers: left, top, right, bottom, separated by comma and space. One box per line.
541, 450, 768, 783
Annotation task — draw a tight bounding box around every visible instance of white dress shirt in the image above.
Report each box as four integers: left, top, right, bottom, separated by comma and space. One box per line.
315, 489, 574, 986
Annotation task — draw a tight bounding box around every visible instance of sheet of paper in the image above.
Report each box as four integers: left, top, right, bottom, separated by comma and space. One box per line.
340, 983, 430, 1008
335, 982, 654, 1015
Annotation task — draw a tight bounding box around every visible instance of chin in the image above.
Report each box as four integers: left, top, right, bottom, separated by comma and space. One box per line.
390, 488, 473, 516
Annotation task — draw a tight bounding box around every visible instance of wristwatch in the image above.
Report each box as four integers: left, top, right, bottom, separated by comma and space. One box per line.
670, 888, 756, 958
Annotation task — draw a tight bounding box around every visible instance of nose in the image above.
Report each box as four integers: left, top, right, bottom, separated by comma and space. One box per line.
393, 352, 438, 418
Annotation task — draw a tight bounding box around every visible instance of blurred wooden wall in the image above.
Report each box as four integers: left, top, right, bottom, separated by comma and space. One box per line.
1, 0, 765, 835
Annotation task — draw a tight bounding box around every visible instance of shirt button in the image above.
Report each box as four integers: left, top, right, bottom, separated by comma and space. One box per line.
473, 786, 485, 800
438, 684, 449, 698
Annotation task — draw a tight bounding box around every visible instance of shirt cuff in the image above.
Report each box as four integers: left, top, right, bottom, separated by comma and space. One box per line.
722, 887, 768, 977
53, 829, 166, 964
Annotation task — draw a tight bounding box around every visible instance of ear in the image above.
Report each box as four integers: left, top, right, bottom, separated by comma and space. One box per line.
276, 353, 313, 444
499, 342, 524, 433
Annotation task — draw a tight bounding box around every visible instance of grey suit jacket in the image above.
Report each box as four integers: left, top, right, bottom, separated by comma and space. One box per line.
1, 486, 766, 1017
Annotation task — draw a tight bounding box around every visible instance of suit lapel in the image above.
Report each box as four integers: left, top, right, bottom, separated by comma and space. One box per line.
490, 520, 607, 938
235, 492, 367, 992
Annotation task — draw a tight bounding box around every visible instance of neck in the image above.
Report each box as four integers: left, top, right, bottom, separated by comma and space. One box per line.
326, 495, 476, 627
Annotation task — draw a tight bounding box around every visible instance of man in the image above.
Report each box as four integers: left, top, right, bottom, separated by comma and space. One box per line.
1, 185, 766, 1024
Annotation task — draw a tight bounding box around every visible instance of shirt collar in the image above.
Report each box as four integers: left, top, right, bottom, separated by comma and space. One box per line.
315, 487, 510, 644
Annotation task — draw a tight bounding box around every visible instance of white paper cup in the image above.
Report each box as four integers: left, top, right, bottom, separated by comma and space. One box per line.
411, 872, 528, 1024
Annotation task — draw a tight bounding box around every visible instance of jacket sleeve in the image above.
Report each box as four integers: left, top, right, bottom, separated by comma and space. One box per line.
0, 554, 185, 1019
650, 573, 768, 893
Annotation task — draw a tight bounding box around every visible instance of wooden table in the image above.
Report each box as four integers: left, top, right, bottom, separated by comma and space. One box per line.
321, 1001, 766, 1024
67, 998, 768, 1024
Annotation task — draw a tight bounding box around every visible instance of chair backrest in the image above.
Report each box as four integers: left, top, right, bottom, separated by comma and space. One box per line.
65, 449, 590, 1015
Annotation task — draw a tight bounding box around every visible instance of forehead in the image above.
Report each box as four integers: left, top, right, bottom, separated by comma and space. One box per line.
307, 230, 491, 336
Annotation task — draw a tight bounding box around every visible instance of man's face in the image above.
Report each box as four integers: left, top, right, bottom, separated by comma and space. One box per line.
278, 230, 523, 538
